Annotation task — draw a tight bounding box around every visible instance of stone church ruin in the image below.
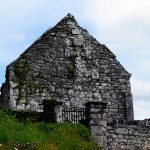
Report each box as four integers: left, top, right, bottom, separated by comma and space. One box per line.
0, 14, 149, 149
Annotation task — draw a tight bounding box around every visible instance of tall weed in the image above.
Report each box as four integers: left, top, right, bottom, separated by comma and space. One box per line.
0, 109, 101, 150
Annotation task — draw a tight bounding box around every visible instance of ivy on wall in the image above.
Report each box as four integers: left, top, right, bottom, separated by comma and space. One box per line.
13, 55, 47, 107
14, 58, 29, 104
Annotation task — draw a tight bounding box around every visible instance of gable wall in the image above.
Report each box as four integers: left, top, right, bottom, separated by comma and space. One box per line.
1, 15, 133, 121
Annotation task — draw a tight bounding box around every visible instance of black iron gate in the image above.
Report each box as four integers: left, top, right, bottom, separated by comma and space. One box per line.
62, 107, 86, 124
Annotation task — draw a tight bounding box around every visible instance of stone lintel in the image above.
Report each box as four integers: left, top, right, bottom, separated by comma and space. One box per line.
85, 101, 107, 109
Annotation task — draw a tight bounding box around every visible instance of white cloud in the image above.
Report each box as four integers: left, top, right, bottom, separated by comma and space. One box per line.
0, 33, 26, 45
98, 7, 150, 50
14, 34, 26, 42
0, 32, 27, 64
138, 60, 150, 75
0, 0, 85, 30
0, 48, 22, 64
131, 78, 150, 99
134, 100, 150, 120
83, 0, 150, 27
131, 78, 150, 119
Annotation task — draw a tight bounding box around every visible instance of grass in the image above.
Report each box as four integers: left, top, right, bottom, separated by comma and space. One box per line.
0, 109, 101, 150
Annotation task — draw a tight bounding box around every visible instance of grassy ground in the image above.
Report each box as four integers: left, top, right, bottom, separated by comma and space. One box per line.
0, 109, 101, 150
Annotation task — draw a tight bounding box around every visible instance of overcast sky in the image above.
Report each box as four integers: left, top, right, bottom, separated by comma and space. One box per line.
0, 0, 150, 119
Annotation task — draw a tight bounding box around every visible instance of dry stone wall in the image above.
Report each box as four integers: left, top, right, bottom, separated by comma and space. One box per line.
84, 102, 150, 150
85, 102, 108, 148
107, 121, 150, 150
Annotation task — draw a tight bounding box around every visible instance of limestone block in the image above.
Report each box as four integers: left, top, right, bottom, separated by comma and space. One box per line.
86, 49, 92, 59
72, 28, 82, 34
10, 81, 18, 88
68, 89, 74, 95
73, 35, 84, 46
14, 89, 19, 96
86, 92, 92, 98
16, 103, 25, 110
115, 128, 128, 134
102, 83, 108, 87
9, 96, 17, 108
26, 101, 39, 111
112, 134, 118, 139
79, 92, 84, 98
20, 99, 27, 104
84, 71, 91, 78
41, 92, 47, 96
65, 39, 71, 45
49, 86, 55, 92
92, 70, 99, 79
66, 21, 76, 28
10, 89, 14, 96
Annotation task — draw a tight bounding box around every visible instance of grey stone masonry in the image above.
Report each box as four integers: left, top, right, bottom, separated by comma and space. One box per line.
107, 120, 150, 150
0, 14, 133, 122
85, 101, 107, 149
